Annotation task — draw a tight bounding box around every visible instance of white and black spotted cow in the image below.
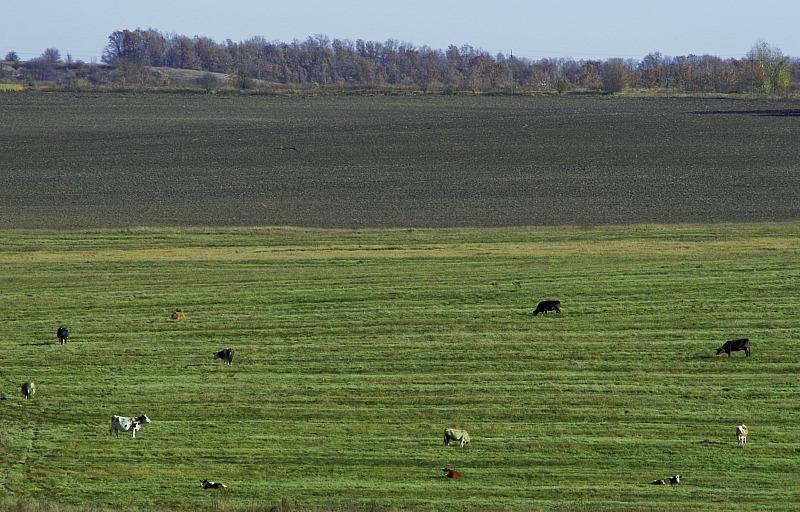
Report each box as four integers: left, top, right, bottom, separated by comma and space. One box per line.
109, 414, 151, 438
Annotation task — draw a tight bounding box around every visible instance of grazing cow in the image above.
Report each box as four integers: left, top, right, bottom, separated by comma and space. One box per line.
651, 475, 680, 486
442, 467, 462, 478
109, 414, 151, 438
532, 300, 561, 316
170, 309, 186, 321
21, 382, 35, 400
737, 424, 748, 447
716, 338, 750, 357
444, 428, 471, 448
200, 479, 228, 490
57, 326, 69, 344
213, 347, 235, 366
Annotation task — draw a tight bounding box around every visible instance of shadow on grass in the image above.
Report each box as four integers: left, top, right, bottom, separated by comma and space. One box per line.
691, 109, 800, 117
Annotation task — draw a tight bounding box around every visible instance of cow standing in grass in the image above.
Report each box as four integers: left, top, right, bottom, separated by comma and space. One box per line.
57, 326, 69, 344
737, 424, 749, 447
533, 300, 561, 316
716, 338, 750, 357
110, 414, 151, 438
213, 347, 235, 366
21, 382, 35, 400
444, 428, 471, 448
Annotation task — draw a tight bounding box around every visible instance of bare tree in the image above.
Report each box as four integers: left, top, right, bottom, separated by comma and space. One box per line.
41, 47, 61, 64
601, 59, 629, 93
93, 28, 797, 94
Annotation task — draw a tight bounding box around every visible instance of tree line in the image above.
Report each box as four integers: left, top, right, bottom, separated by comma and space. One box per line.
4, 29, 797, 94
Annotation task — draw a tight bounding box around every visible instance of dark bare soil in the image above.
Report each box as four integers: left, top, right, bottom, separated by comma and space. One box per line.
1, 92, 798, 228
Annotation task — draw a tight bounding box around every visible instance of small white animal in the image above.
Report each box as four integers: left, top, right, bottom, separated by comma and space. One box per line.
737, 424, 748, 447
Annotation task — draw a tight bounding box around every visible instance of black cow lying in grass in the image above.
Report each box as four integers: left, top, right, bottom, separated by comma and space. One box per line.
200, 479, 228, 490
651, 475, 680, 486
57, 326, 69, 344
716, 338, 750, 357
533, 300, 561, 316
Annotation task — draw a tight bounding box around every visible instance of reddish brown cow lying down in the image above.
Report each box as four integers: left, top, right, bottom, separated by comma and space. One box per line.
442, 467, 462, 478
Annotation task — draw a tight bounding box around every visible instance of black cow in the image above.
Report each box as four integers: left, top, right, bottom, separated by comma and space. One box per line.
21, 382, 35, 400
57, 326, 69, 344
651, 475, 680, 486
213, 347, 235, 366
200, 479, 228, 490
533, 300, 561, 316
716, 338, 750, 357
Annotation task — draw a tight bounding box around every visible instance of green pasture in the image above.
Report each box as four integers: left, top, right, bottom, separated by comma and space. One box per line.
0, 224, 798, 511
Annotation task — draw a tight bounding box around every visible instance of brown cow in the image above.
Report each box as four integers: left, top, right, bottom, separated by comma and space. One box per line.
442, 467, 462, 478
716, 338, 750, 357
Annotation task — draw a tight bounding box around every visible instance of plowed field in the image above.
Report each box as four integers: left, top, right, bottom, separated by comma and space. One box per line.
1, 93, 798, 228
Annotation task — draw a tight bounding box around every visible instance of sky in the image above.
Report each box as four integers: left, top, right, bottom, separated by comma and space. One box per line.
3, 0, 799, 62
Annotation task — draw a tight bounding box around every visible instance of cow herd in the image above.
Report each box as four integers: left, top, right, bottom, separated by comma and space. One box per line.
17, 326, 233, 435
14, 300, 755, 492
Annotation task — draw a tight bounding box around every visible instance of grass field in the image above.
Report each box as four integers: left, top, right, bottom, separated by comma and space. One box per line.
1, 223, 798, 511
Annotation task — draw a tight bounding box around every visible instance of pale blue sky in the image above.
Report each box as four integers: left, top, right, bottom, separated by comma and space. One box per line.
3, 0, 798, 62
